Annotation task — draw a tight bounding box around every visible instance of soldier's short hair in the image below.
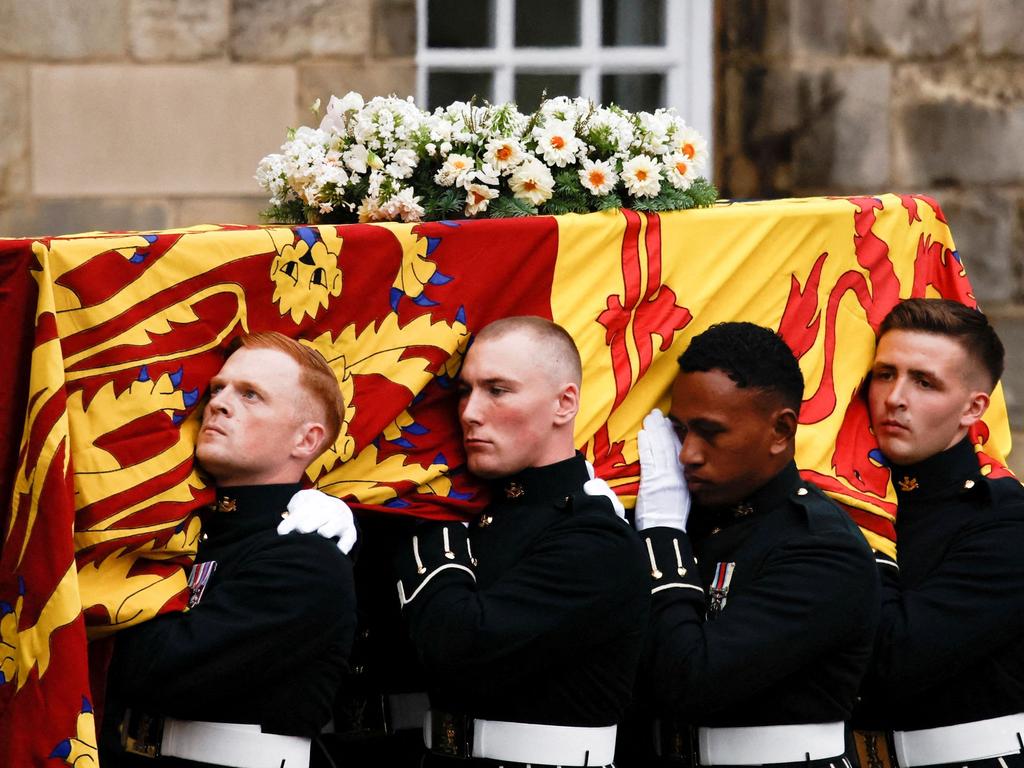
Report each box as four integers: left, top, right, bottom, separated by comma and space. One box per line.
473, 316, 583, 387
678, 322, 805, 415
228, 332, 344, 449
878, 298, 1004, 392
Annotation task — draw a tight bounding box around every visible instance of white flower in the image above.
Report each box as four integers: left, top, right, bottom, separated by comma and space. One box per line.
664, 152, 697, 190
464, 182, 499, 216
533, 121, 582, 168
578, 158, 618, 196
484, 137, 524, 170
672, 126, 709, 170
509, 160, 554, 206
435, 153, 475, 187
386, 148, 418, 179
380, 186, 425, 222
357, 196, 385, 222
344, 144, 370, 174
621, 155, 662, 197
319, 92, 364, 134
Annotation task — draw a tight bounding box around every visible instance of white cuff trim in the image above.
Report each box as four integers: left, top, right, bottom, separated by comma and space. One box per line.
397, 563, 476, 607
652, 582, 704, 595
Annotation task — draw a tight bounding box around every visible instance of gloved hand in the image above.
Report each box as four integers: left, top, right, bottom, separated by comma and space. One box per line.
635, 408, 690, 531
584, 459, 626, 520
279, 489, 358, 555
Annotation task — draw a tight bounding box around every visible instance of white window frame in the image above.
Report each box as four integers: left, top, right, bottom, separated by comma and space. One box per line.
415, 0, 714, 159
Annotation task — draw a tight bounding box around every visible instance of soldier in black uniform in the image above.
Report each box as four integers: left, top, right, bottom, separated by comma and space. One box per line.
628, 322, 879, 767
856, 298, 1024, 767
100, 332, 358, 768
394, 316, 650, 767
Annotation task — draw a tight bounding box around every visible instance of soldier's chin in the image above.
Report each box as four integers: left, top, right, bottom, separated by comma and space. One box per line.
466, 455, 503, 479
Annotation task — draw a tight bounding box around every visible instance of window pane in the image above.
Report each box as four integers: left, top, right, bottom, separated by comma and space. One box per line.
515, 73, 581, 112
602, 0, 665, 46
515, 0, 580, 47
427, 71, 494, 109
601, 73, 665, 112
428, 0, 493, 48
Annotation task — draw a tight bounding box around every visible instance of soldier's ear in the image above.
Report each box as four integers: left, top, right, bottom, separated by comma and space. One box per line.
768, 407, 798, 455
960, 390, 990, 429
293, 422, 327, 461
552, 382, 579, 426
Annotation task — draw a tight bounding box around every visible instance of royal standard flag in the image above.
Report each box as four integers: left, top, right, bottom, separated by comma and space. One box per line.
0, 194, 1012, 765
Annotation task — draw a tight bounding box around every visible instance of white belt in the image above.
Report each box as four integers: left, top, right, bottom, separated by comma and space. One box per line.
162, 718, 311, 768
699, 722, 845, 765
423, 711, 617, 766
894, 712, 1024, 766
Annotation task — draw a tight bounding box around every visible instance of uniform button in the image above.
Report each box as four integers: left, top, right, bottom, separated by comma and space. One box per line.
353, 665, 365, 675
360, 629, 370, 640
478, 515, 493, 528
796, 487, 808, 496
964, 479, 976, 490
201, 532, 209, 542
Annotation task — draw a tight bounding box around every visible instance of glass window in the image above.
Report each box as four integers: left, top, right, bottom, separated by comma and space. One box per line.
515, 73, 581, 112
601, 73, 664, 112
428, 0, 493, 48
515, 0, 580, 47
602, 0, 664, 46
428, 71, 494, 109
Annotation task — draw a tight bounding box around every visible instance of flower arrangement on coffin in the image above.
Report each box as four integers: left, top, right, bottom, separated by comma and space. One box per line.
256, 92, 717, 224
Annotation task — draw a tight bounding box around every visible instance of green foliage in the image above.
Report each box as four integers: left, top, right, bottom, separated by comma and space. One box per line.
488, 196, 539, 218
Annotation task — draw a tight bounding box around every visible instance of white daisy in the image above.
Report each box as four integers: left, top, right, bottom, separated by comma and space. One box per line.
621, 155, 662, 198
664, 152, 697, 190
509, 160, 555, 206
484, 137, 524, 170
578, 158, 618, 196
464, 183, 499, 216
434, 153, 475, 187
533, 121, 582, 168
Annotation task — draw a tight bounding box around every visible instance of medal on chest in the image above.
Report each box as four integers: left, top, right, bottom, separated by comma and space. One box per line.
187, 560, 218, 608
708, 561, 735, 619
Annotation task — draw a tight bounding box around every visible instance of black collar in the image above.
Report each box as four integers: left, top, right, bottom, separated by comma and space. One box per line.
201, 482, 303, 545
891, 437, 980, 503
690, 461, 801, 536
489, 453, 589, 508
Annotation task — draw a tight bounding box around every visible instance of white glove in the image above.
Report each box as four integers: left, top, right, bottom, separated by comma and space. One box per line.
584, 460, 626, 520
279, 489, 358, 555
635, 408, 690, 531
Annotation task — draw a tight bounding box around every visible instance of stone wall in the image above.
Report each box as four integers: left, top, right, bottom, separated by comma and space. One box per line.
716, 0, 1024, 467
0, 0, 415, 236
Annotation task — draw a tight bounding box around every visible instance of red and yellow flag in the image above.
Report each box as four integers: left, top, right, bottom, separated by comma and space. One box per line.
0, 194, 1011, 765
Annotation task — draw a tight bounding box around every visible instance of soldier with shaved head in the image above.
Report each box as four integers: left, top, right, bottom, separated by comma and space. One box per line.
393, 315, 650, 768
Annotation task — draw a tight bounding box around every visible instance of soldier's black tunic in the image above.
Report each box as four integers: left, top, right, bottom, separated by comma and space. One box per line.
394, 454, 650, 767
100, 483, 357, 767
861, 437, 1024, 736
637, 462, 879, 761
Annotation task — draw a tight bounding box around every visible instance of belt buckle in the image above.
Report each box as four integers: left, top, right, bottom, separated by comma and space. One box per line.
120, 709, 164, 758
853, 730, 897, 768
653, 718, 697, 767
430, 711, 473, 759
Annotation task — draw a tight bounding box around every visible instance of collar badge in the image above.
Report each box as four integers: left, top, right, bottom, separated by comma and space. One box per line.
216, 496, 238, 513
505, 481, 526, 499
898, 476, 919, 492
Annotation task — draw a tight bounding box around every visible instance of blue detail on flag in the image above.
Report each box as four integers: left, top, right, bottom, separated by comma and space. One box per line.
50, 740, 71, 760
390, 437, 415, 449
183, 388, 200, 408
144, 235, 158, 244
390, 287, 403, 312
385, 498, 411, 508
868, 448, 890, 467
169, 366, 183, 387
455, 305, 466, 324
172, 413, 185, 426
0, 601, 12, 617
952, 249, 962, 264
404, 422, 429, 436
435, 374, 454, 389
81, 696, 93, 713
434, 453, 447, 466
428, 270, 452, 286
447, 488, 475, 501
17, 576, 24, 597
412, 293, 439, 307
0, 671, 6, 685
296, 227, 318, 247
130, 252, 147, 264
138, 365, 150, 382
440, 221, 460, 228
425, 237, 442, 255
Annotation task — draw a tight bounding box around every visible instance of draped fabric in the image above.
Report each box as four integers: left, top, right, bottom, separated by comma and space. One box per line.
0, 195, 1011, 765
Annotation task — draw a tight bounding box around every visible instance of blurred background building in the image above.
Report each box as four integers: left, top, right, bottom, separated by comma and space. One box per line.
1, 0, 1022, 458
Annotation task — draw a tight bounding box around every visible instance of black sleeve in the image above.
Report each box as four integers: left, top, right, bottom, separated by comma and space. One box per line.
110, 536, 356, 717
645, 527, 878, 717
866, 512, 1024, 697
395, 507, 644, 674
